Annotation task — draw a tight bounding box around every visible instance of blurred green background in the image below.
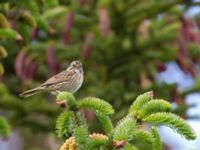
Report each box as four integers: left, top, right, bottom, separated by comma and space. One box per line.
1, 0, 200, 149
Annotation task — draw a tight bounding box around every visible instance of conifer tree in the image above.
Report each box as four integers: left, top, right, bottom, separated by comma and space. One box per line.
0, 0, 200, 149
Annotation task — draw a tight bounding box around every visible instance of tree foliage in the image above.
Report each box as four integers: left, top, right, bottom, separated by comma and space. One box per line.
56, 91, 196, 150
0, 0, 200, 149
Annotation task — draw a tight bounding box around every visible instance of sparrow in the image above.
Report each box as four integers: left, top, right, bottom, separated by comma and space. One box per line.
20, 60, 84, 98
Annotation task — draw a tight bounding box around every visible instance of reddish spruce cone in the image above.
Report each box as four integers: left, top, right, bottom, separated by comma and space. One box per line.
98, 7, 111, 37
62, 11, 74, 44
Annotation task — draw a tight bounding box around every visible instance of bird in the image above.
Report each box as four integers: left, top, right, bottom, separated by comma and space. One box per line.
20, 60, 84, 98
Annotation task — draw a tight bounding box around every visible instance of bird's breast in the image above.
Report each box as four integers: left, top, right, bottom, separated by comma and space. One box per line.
63, 71, 83, 93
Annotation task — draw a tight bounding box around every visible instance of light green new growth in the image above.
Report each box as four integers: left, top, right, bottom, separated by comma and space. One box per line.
129, 91, 153, 115
0, 28, 21, 40
78, 97, 114, 115
88, 137, 107, 150
55, 111, 74, 138
144, 112, 196, 140
134, 129, 154, 143
113, 116, 137, 141
151, 126, 162, 150
56, 92, 76, 109
0, 116, 11, 137
96, 111, 113, 134
74, 125, 89, 150
138, 99, 171, 118
55, 91, 196, 150
0, 45, 7, 59
124, 143, 138, 150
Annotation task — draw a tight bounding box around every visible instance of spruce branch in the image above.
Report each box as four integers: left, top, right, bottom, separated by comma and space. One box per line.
0, 28, 23, 41
0, 96, 59, 116
0, 13, 10, 28
73, 111, 87, 127
133, 129, 154, 143
88, 133, 108, 150
113, 116, 137, 141
129, 91, 153, 116
0, 63, 4, 75
138, 99, 171, 119
96, 111, 113, 134
56, 92, 197, 150
0, 45, 7, 59
73, 111, 81, 127
143, 112, 196, 140
151, 126, 162, 150
19, 11, 37, 28
0, 116, 11, 138
74, 125, 89, 150
125, 0, 187, 29
105, 131, 114, 150
55, 111, 75, 138
56, 92, 76, 109
88, 138, 107, 150
78, 97, 114, 115
124, 143, 138, 150
0, 83, 60, 117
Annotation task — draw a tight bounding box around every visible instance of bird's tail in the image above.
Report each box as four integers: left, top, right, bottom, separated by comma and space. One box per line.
19, 87, 43, 98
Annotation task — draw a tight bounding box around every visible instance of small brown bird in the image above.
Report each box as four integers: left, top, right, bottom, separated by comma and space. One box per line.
20, 60, 84, 98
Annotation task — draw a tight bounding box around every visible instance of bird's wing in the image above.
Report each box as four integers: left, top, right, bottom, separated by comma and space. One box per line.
41, 70, 76, 88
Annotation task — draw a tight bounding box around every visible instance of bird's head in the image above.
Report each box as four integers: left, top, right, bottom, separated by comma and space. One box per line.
70, 60, 82, 69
